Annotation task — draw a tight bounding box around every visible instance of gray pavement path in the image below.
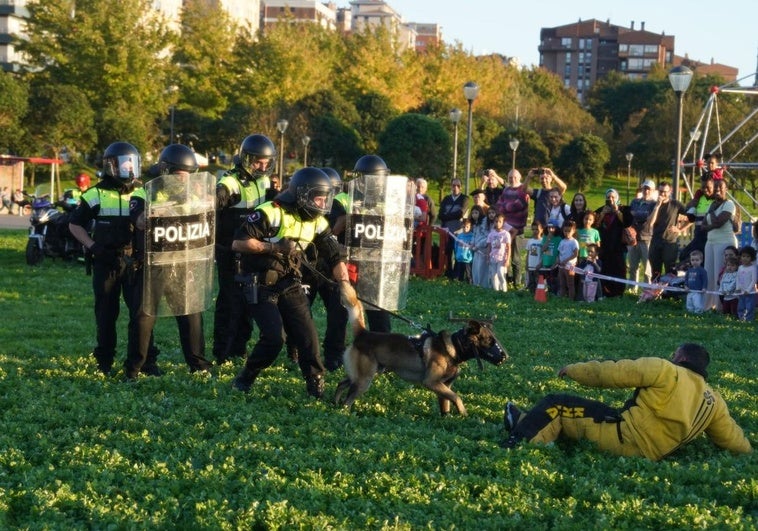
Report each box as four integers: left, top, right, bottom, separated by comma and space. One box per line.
0, 212, 31, 230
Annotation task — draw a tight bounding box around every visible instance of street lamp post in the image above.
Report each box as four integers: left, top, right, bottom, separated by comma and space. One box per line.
302, 135, 311, 167
625, 152, 634, 204
276, 118, 289, 178
690, 127, 702, 182
463, 81, 479, 195
449, 108, 462, 180
509, 138, 520, 170
668, 65, 693, 202
169, 106, 175, 144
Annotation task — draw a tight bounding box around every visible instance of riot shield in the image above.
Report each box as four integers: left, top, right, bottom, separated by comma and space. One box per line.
345, 174, 414, 311
143, 171, 215, 317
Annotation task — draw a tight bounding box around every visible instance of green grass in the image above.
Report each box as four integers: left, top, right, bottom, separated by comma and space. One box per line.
0, 230, 755, 529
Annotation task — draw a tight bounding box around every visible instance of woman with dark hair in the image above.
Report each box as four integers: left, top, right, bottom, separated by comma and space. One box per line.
702, 179, 738, 311
567, 192, 590, 224
594, 188, 632, 297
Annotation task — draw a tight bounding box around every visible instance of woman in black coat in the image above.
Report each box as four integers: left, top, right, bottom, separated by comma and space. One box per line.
594, 188, 632, 297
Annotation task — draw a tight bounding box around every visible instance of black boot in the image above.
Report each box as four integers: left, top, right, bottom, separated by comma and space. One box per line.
232, 366, 259, 393
305, 374, 324, 399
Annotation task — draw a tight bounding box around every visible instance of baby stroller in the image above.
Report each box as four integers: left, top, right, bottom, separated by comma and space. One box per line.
638, 270, 686, 303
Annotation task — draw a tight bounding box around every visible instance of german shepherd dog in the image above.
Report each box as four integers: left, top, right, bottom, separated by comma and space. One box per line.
335, 282, 507, 416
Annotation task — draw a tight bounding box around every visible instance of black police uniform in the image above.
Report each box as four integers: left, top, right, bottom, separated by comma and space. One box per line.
213, 167, 268, 363
123, 186, 212, 378
303, 194, 349, 371
69, 180, 139, 374
232, 200, 343, 396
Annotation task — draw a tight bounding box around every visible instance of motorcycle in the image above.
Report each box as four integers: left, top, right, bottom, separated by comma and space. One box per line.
25, 186, 85, 265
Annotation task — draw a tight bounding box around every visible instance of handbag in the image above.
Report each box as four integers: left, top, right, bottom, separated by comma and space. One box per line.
622, 225, 637, 246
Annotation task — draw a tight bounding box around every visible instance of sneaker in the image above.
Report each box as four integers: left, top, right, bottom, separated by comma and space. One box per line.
504, 401, 522, 432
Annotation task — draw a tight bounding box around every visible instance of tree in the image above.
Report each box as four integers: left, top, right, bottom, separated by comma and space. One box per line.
377, 114, 450, 184
481, 128, 549, 175
20, 0, 174, 152
556, 134, 611, 191
0, 71, 28, 154
26, 83, 96, 162
307, 115, 363, 171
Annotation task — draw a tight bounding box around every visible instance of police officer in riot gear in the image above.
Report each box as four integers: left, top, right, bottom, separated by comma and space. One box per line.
69, 141, 144, 375
214, 134, 276, 364
124, 144, 213, 378
348, 155, 393, 333
231, 167, 349, 398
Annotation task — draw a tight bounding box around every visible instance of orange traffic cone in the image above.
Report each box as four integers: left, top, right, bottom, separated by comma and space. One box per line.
535, 274, 547, 303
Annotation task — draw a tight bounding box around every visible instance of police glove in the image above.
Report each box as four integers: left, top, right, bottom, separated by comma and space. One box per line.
90, 242, 118, 265
272, 238, 298, 257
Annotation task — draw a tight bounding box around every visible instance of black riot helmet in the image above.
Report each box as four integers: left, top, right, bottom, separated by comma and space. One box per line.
352, 155, 389, 177
102, 141, 141, 183
275, 167, 334, 220
320, 167, 342, 194
238, 134, 276, 181
158, 144, 198, 175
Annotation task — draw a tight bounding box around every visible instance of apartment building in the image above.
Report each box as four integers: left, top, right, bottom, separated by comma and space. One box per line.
539, 18, 737, 104
0, 0, 28, 72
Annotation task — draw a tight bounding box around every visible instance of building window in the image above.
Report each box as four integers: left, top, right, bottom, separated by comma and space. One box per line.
565, 52, 571, 64
561, 37, 572, 48
564, 64, 572, 75
619, 44, 628, 52
578, 39, 585, 50
578, 52, 585, 63
564, 78, 571, 88
644, 44, 658, 54
629, 44, 644, 56
620, 60, 627, 71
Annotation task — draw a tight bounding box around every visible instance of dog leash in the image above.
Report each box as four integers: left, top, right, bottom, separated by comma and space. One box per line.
297, 250, 431, 333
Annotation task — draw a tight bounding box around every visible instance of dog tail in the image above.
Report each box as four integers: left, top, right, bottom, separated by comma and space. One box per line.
339, 280, 366, 337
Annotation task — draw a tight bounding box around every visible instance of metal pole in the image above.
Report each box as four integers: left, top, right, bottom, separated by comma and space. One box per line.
626, 161, 631, 204
674, 91, 684, 202
279, 133, 285, 177
465, 100, 473, 195
170, 106, 175, 144
452, 122, 459, 180
511, 149, 516, 170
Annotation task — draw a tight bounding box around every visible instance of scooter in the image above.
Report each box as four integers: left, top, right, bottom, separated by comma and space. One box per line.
25, 189, 84, 265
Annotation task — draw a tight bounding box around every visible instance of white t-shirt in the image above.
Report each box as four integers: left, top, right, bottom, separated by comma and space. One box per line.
706, 201, 737, 244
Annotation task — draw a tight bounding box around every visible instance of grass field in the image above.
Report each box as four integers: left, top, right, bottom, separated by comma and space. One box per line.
0, 229, 755, 529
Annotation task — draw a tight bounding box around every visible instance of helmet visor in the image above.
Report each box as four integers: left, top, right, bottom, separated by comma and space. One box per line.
105, 154, 141, 180
242, 154, 274, 179
299, 185, 334, 217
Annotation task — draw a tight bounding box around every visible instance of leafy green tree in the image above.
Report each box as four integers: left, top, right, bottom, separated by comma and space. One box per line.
354, 92, 399, 153
26, 83, 96, 162
20, 0, 174, 152
377, 113, 450, 184
174, 0, 238, 120
481, 128, 550, 175
556, 134, 611, 191
307, 115, 363, 171
0, 71, 28, 154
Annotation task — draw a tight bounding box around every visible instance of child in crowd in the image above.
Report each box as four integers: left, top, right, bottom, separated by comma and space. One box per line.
452, 218, 474, 282
577, 243, 602, 302
576, 211, 601, 260
684, 249, 708, 314
718, 256, 739, 318
469, 207, 489, 287
541, 219, 563, 294
736, 246, 757, 321
556, 220, 579, 300
486, 212, 511, 292
525, 221, 544, 293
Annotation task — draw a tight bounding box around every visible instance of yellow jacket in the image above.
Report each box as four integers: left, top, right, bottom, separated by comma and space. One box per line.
564, 358, 752, 461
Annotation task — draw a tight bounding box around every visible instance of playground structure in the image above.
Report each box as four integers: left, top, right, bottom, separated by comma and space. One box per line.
678, 73, 758, 222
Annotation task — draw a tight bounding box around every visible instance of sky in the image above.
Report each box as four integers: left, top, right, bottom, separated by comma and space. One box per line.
387, 0, 757, 87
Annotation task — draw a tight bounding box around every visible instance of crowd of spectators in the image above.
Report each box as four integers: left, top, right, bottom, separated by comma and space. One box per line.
425, 158, 757, 320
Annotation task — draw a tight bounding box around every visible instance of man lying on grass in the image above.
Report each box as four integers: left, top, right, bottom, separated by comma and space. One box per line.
503, 343, 752, 460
